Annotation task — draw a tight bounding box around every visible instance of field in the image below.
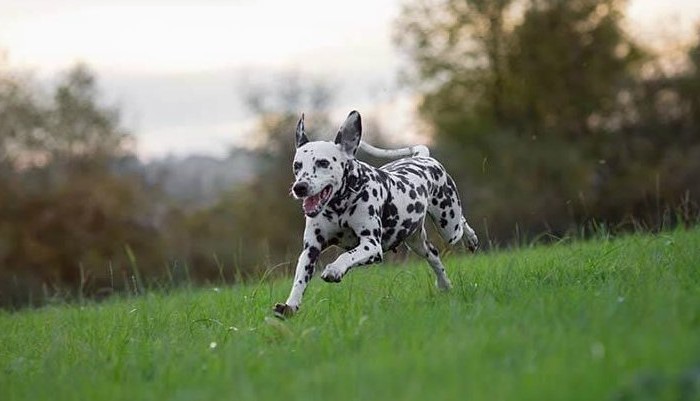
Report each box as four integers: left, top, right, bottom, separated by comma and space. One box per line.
1, 228, 699, 401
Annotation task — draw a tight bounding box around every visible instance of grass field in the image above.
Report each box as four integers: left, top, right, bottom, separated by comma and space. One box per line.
1, 228, 699, 401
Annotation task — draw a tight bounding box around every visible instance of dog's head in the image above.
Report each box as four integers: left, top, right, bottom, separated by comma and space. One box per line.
291, 110, 362, 217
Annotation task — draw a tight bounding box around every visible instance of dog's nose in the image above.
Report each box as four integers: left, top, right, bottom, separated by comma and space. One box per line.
292, 182, 310, 197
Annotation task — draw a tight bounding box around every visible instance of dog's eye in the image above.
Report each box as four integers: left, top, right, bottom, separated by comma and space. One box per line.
315, 159, 330, 168
293, 161, 302, 172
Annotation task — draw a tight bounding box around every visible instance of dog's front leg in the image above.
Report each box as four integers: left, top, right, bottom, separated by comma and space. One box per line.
273, 230, 323, 318
321, 237, 382, 283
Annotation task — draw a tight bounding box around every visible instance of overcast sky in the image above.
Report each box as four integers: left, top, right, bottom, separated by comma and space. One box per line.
1, 0, 699, 159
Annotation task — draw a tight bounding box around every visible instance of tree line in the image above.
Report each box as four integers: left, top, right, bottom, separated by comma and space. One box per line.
395, 0, 700, 243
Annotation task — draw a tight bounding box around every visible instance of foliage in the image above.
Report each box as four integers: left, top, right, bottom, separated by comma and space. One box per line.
0, 64, 132, 166
0, 64, 162, 307
395, 0, 700, 242
1, 229, 699, 400
178, 74, 339, 278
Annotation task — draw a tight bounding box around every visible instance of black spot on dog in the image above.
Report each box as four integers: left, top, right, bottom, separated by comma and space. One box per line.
429, 245, 439, 257
360, 229, 371, 236
355, 190, 370, 202
363, 245, 369, 251
404, 167, 425, 178
372, 188, 378, 197
414, 202, 425, 213
308, 246, 320, 260
395, 229, 408, 243
368, 205, 375, 216
439, 197, 453, 209
427, 166, 442, 180
407, 204, 414, 213
396, 181, 406, 193
381, 228, 395, 242
381, 202, 399, 228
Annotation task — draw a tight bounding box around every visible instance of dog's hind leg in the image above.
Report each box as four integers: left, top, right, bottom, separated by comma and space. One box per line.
461, 217, 479, 252
405, 227, 452, 291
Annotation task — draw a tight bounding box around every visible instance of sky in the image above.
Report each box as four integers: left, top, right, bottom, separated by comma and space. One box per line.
1, 0, 699, 159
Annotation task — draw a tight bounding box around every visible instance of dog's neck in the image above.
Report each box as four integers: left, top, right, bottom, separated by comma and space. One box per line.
326, 157, 372, 214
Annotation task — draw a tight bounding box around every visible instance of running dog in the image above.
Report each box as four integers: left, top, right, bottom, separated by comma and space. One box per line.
273, 111, 478, 317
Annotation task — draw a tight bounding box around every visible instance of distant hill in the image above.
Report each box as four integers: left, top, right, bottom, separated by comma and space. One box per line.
142, 149, 260, 208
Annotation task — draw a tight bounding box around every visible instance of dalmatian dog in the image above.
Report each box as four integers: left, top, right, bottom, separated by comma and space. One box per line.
273, 111, 478, 318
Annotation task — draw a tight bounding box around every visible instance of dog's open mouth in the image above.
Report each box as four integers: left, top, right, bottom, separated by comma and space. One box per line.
302, 185, 333, 217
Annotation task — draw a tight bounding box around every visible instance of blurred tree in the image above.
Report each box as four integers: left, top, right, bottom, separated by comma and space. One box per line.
1, 64, 132, 169
0, 70, 41, 167
395, 0, 698, 242
682, 28, 700, 135
182, 73, 337, 278
395, 0, 517, 139
506, 0, 645, 138
47, 65, 133, 162
592, 28, 700, 225
396, 0, 643, 142
0, 64, 162, 307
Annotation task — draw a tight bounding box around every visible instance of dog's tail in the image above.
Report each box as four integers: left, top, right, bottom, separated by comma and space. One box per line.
359, 141, 430, 158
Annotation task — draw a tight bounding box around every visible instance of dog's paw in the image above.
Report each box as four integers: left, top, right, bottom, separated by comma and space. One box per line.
320, 265, 344, 283
437, 278, 453, 291
466, 232, 479, 253
272, 303, 297, 319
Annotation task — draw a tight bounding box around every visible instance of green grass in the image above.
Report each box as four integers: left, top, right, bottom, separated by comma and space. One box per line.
1, 229, 700, 401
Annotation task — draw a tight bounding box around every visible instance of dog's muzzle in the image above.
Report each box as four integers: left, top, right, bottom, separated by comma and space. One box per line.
292, 182, 310, 198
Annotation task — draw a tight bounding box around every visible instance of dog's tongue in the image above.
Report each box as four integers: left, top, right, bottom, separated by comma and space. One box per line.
303, 193, 322, 214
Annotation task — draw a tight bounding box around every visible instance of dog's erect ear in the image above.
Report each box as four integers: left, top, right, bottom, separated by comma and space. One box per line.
334, 110, 362, 156
295, 113, 309, 148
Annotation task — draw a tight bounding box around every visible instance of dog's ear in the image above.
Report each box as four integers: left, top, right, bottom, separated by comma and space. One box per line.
295, 113, 309, 148
334, 110, 362, 156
